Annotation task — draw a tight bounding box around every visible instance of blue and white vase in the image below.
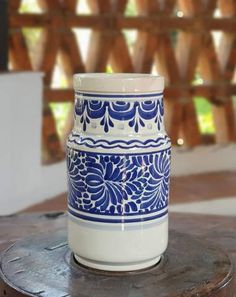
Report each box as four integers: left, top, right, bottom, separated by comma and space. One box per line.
67, 73, 171, 271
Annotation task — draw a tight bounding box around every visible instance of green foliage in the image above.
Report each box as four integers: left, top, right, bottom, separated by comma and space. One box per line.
20, 2, 42, 54
192, 73, 203, 85
233, 96, 236, 109
50, 103, 72, 137
170, 30, 178, 47
194, 97, 215, 134
22, 28, 42, 48
122, 29, 137, 53
106, 65, 113, 73
19, 0, 41, 13
125, 0, 137, 16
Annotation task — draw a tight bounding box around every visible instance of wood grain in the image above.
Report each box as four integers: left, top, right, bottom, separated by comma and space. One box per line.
0, 212, 235, 296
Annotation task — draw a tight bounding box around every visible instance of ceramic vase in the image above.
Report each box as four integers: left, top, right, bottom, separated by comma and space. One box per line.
67, 73, 171, 271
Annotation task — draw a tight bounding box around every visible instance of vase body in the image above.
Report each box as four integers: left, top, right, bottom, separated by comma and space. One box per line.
67, 74, 171, 271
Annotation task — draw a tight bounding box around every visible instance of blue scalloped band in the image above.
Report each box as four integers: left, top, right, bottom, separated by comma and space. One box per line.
75, 94, 164, 132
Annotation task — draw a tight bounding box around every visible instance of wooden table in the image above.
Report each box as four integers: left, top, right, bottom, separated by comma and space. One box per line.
0, 212, 235, 296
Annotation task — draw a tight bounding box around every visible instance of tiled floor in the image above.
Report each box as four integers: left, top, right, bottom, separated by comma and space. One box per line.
24, 171, 236, 216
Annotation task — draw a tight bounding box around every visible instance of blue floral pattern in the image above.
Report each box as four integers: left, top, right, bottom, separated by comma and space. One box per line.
67, 148, 171, 218
75, 95, 164, 132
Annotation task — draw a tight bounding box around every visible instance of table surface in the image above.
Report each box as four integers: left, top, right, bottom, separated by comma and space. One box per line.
0, 212, 235, 297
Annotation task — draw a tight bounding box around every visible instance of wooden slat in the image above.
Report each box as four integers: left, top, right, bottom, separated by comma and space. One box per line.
110, 33, 133, 72
199, 17, 235, 143
44, 84, 236, 103
9, 0, 21, 11
218, 0, 236, 16
86, 30, 113, 72
86, 0, 113, 72
87, 0, 111, 14
60, 104, 74, 151
36, 0, 66, 160
7, 0, 236, 157
109, 0, 133, 72
59, 25, 85, 84
181, 102, 201, 147
35, 29, 60, 84
132, 0, 158, 73
59, 0, 85, 149
58, 0, 80, 81
9, 1, 62, 163
164, 100, 183, 144
8, 1, 31, 70
61, 0, 77, 11
9, 31, 32, 70
10, 14, 236, 31
0, 0, 8, 71
42, 105, 65, 163
223, 100, 236, 141
36, 0, 61, 85
133, 32, 157, 72
155, 31, 182, 145
217, 0, 236, 142
162, 0, 176, 14
174, 0, 206, 146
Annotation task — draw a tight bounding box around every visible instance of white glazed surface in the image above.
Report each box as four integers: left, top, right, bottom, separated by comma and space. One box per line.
74, 255, 161, 272
67, 73, 170, 271
69, 217, 168, 271
73, 73, 164, 93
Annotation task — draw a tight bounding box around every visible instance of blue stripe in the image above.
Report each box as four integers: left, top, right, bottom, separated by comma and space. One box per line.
67, 146, 171, 156
68, 204, 168, 217
68, 209, 168, 223
76, 92, 163, 99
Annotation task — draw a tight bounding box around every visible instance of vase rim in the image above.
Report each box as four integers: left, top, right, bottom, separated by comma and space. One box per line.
73, 73, 164, 93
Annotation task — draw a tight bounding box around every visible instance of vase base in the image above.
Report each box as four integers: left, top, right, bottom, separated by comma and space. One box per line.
74, 254, 161, 272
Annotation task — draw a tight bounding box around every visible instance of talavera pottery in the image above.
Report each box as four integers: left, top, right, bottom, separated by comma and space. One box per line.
67, 73, 171, 271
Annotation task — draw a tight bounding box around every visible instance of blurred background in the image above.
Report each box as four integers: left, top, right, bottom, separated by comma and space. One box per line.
0, 0, 235, 215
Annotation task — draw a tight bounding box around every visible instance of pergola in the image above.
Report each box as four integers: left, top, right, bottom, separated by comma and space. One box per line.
2, 0, 236, 162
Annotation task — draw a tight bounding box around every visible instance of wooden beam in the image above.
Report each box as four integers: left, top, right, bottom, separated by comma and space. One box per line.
110, 33, 133, 72
7, 0, 236, 152
42, 105, 65, 163
59, 0, 85, 150
218, 0, 236, 142
155, 30, 182, 145
43, 84, 236, 103
10, 14, 236, 32
9, 31, 32, 70
86, 0, 113, 72
174, 0, 207, 147
199, 40, 230, 144
132, 0, 158, 73
86, 30, 113, 72
109, 0, 133, 72
0, 0, 8, 71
